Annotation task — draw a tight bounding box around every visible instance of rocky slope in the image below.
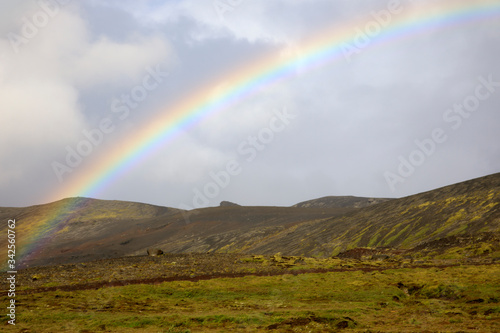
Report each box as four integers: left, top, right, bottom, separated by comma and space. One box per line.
293, 196, 392, 208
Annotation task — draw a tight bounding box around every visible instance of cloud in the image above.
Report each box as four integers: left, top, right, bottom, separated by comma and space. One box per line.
148, 138, 232, 184
0, 2, 174, 197
69, 34, 174, 88
1, 0, 499, 207
114, 0, 335, 44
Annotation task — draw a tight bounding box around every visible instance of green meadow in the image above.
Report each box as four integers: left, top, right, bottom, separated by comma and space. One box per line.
3, 263, 499, 332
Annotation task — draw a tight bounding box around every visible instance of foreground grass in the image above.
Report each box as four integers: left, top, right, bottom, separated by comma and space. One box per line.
3, 264, 499, 332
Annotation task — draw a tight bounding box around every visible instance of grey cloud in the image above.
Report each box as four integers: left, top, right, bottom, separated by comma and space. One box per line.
1, 0, 499, 208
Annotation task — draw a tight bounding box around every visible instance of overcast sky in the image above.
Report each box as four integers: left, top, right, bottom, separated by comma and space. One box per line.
1, 0, 499, 209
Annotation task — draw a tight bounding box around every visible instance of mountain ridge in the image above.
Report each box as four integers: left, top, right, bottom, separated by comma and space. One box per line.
1, 172, 498, 268
293, 195, 393, 208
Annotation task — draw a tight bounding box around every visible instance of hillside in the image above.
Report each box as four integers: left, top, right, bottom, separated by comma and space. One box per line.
293, 195, 393, 208
149, 173, 499, 258
1, 173, 499, 268
0, 200, 355, 268
220, 173, 500, 256
0, 197, 182, 268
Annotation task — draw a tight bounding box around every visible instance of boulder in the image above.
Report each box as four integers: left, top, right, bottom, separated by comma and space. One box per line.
372, 254, 390, 261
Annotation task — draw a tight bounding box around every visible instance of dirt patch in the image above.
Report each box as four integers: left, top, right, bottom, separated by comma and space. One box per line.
267, 315, 356, 330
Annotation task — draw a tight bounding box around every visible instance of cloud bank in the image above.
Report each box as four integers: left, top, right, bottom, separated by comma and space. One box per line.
1, 0, 499, 208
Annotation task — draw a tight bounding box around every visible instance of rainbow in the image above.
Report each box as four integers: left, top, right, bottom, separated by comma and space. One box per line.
12, 0, 500, 268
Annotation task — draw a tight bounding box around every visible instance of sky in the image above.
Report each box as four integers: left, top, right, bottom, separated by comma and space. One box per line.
0, 0, 499, 209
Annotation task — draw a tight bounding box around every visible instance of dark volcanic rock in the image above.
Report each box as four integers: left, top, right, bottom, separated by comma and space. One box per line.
220, 201, 240, 207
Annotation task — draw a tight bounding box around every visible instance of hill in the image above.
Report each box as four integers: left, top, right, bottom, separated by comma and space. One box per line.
0, 198, 355, 268
150, 173, 499, 258
0, 197, 182, 268
1, 173, 499, 268
236, 173, 500, 256
293, 195, 393, 208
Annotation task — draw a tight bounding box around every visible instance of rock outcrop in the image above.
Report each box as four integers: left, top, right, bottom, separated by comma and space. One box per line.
147, 248, 163, 256
220, 201, 240, 207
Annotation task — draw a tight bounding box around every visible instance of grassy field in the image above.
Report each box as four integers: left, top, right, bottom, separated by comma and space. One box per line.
3, 259, 499, 332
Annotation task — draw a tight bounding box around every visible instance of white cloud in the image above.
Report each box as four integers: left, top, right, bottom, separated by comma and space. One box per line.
0, 2, 174, 189
147, 135, 232, 184
116, 0, 304, 44
69, 34, 174, 88
194, 83, 297, 145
